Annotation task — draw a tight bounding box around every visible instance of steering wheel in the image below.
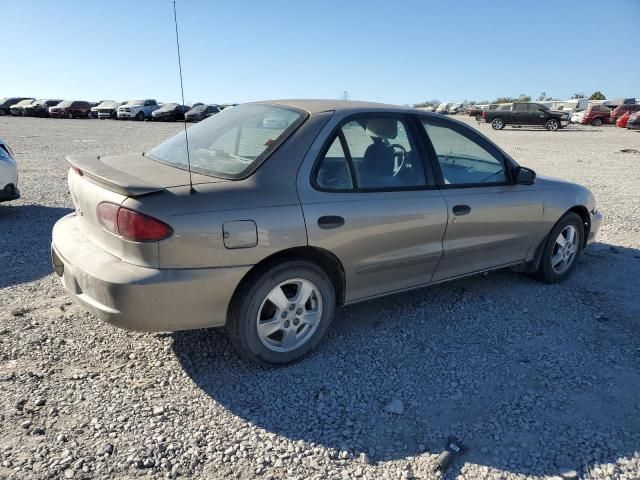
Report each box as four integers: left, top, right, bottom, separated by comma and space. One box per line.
389, 144, 407, 176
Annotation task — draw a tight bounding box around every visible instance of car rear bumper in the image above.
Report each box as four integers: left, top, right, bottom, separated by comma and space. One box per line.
51, 213, 251, 332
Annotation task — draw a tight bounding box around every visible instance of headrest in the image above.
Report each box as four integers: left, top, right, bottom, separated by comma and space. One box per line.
365, 119, 397, 139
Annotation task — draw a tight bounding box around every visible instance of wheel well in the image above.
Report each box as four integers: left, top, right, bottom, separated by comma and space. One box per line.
568, 205, 590, 247
231, 246, 346, 311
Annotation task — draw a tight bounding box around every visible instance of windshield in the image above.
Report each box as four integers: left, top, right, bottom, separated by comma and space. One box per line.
148, 103, 304, 179
57, 101, 72, 107
126, 99, 145, 106
16, 100, 34, 106
189, 105, 207, 112
159, 103, 179, 111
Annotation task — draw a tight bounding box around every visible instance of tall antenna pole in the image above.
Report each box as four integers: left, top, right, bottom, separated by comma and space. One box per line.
172, 0, 195, 194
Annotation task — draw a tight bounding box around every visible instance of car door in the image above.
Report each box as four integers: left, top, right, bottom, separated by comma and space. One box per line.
417, 115, 544, 281
297, 113, 448, 302
510, 103, 530, 124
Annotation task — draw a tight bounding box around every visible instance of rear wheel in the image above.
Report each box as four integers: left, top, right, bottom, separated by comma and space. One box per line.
66, 111, 73, 119
0, 109, 6, 116
491, 118, 505, 130
592, 117, 603, 127
475, 113, 482, 121
535, 212, 584, 283
545, 119, 560, 131
136, 111, 145, 121
227, 260, 336, 366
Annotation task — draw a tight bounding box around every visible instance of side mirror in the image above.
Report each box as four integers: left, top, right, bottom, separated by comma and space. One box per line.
514, 166, 536, 185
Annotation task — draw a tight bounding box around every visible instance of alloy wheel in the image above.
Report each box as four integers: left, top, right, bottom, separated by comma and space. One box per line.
256, 278, 323, 353
551, 225, 579, 274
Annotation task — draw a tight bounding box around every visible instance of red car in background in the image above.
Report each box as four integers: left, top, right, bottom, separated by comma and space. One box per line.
580, 104, 612, 126
609, 104, 640, 124
616, 111, 631, 128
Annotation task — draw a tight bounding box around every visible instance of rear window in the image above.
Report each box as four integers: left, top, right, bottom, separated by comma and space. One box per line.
148, 103, 306, 179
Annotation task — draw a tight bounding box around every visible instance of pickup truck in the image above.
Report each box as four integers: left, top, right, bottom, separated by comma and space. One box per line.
483, 102, 570, 131
117, 99, 159, 121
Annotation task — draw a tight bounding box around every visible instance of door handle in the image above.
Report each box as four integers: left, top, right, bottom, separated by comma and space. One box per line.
452, 205, 471, 216
318, 215, 345, 229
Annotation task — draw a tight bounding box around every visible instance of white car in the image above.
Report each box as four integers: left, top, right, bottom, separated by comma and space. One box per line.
0, 139, 19, 202
571, 111, 586, 124
117, 99, 159, 120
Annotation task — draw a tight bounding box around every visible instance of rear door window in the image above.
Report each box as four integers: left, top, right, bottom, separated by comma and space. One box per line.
314, 116, 428, 191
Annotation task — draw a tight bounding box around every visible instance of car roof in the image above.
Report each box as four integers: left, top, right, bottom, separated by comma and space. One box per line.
255, 99, 416, 115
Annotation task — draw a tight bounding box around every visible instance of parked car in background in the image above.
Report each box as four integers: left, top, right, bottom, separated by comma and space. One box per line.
435, 102, 450, 114
9, 98, 36, 116
484, 102, 569, 130
0, 138, 19, 202
185, 104, 221, 122
466, 105, 484, 120
51, 100, 602, 365
609, 104, 640, 124
219, 104, 238, 110
49, 100, 92, 119
0, 98, 29, 116
90, 100, 115, 118
560, 98, 589, 114
415, 105, 435, 112
627, 112, 640, 130
95, 101, 124, 119
117, 99, 159, 120
616, 111, 631, 128
448, 103, 462, 114
23, 99, 62, 117
571, 110, 587, 124
580, 104, 612, 126
151, 102, 202, 121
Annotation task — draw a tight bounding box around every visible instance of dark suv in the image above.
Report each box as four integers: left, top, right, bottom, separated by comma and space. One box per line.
49, 100, 91, 119
0, 97, 29, 116
23, 99, 63, 117
9, 99, 36, 115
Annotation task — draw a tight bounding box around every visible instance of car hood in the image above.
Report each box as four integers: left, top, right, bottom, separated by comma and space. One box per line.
67, 153, 227, 197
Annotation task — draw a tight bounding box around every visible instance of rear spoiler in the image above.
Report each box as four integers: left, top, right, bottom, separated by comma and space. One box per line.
66, 155, 164, 197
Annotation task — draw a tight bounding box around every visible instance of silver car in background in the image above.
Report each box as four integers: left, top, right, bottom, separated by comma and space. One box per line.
51, 100, 602, 366
0, 139, 19, 202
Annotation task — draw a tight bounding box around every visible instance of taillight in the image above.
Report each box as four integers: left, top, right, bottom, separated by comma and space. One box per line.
96, 203, 172, 242
482, 110, 487, 119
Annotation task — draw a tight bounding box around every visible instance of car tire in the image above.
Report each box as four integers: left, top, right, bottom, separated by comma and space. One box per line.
66, 111, 73, 119
227, 260, 336, 367
475, 113, 482, 121
0, 109, 6, 116
545, 119, 560, 131
136, 111, 145, 121
491, 118, 505, 130
592, 118, 603, 127
535, 212, 584, 284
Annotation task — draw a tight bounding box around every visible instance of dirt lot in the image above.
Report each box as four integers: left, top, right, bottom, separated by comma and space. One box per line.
1, 115, 639, 480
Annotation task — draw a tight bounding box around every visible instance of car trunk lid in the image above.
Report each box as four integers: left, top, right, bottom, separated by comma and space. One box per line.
66, 153, 225, 266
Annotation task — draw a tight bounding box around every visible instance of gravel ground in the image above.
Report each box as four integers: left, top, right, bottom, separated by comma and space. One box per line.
1, 115, 639, 480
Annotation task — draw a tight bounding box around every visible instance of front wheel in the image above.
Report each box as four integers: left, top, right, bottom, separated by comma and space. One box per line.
227, 260, 336, 366
545, 119, 560, 131
66, 111, 73, 119
535, 212, 584, 283
491, 118, 505, 130
136, 111, 145, 121
591, 118, 603, 127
